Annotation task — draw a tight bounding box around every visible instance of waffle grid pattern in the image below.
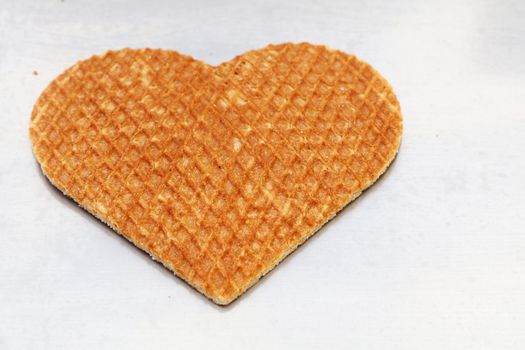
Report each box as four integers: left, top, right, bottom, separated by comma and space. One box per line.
30, 43, 402, 304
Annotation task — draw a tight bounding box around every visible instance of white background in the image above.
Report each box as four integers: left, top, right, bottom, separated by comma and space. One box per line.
1, 0, 525, 349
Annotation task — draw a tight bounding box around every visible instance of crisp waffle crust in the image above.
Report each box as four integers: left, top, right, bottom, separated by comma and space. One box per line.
30, 43, 402, 304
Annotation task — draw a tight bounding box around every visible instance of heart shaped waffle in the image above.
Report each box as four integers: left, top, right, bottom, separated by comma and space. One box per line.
30, 43, 402, 304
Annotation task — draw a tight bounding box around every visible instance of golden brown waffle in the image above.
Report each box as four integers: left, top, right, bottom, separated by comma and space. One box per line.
30, 43, 402, 305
